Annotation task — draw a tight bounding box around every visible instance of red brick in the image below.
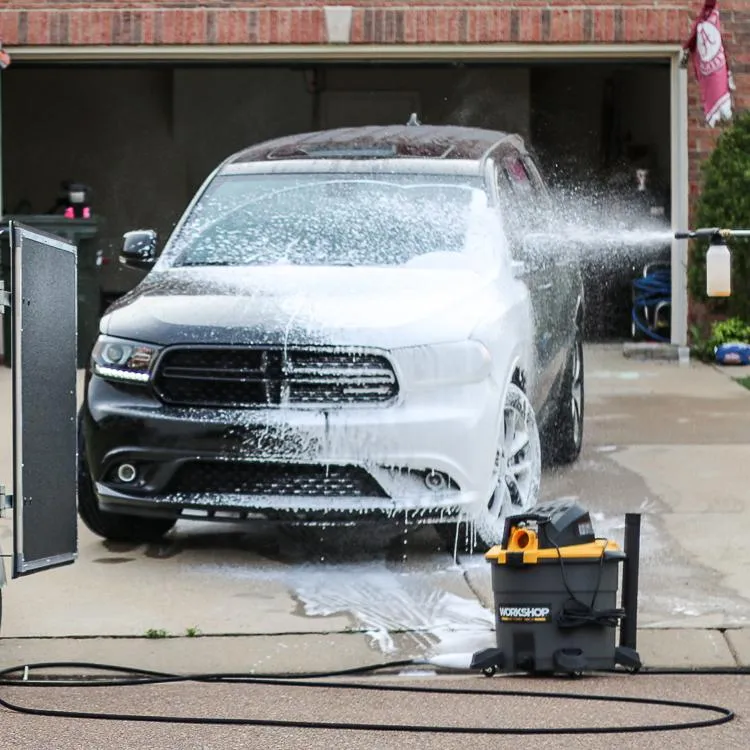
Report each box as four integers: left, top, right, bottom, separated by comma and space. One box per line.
0, 11, 20, 44
257, 9, 271, 45
25, 8, 49, 44
403, 8, 417, 44
425, 9, 437, 44
209, 11, 244, 45
140, 10, 156, 45
298, 9, 322, 45
594, 9, 616, 43
519, 8, 542, 43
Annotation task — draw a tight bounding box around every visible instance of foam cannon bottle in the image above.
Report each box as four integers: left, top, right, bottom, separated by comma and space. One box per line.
675, 227, 750, 364
674, 226, 750, 297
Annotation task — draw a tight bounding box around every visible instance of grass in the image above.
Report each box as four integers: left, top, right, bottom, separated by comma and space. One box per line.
737, 377, 750, 391
144, 628, 169, 639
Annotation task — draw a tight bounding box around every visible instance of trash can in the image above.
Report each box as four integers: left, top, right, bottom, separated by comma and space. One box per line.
1, 215, 102, 368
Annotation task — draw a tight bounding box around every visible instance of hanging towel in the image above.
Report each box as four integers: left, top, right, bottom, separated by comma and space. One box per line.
683, 0, 733, 127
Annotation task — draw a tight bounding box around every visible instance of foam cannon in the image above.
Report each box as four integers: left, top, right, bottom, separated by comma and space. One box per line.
675, 227, 750, 297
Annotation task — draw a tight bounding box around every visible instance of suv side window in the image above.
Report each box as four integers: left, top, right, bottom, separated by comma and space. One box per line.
495, 151, 543, 258
502, 154, 536, 195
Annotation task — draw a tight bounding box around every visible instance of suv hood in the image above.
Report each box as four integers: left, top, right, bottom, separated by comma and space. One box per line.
103, 266, 509, 349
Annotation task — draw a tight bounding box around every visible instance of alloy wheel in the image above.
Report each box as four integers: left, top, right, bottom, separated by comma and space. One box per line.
477, 383, 541, 546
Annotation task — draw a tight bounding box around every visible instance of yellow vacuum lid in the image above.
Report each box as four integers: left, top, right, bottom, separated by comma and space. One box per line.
486, 527, 623, 565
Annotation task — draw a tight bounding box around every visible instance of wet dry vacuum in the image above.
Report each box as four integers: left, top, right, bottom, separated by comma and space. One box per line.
470, 500, 643, 676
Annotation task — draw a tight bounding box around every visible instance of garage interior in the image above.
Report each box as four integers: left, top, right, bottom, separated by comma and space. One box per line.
0, 60, 671, 344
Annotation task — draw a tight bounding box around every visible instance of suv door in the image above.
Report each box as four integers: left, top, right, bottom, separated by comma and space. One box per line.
493, 149, 559, 415
521, 153, 582, 380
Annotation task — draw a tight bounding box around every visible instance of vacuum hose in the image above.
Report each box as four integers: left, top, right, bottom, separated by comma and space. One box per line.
631, 266, 671, 343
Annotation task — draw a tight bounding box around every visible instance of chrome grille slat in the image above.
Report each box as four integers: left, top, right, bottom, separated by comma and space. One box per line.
167, 461, 390, 498
153, 347, 398, 407
286, 375, 395, 385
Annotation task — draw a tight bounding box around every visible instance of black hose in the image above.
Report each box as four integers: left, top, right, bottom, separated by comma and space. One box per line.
0, 660, 737, 735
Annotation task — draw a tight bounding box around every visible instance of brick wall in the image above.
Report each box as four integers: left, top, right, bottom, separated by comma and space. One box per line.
2, 1, 750, 209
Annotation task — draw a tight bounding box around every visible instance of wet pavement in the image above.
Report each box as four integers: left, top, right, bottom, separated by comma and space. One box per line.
1, 344, 750, 666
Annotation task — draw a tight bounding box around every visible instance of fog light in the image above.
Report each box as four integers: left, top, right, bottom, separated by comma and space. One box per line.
424, 470, 448, 491
117, 463, 137, 483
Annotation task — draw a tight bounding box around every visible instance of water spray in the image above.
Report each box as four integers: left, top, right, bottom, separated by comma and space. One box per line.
675, 227, 750, 298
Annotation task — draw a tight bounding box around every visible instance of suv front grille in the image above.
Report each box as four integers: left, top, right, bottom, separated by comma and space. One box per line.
167, 461, 389, 498
153, 347, 398, 408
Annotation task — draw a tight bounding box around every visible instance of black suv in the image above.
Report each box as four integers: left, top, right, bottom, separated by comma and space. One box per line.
79, 123, 584, 548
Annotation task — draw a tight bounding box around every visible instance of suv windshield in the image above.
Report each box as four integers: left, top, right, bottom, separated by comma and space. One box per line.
167, 173, 497, 268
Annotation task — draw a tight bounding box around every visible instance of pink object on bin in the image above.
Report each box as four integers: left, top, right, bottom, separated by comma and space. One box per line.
683, 0, 733, 127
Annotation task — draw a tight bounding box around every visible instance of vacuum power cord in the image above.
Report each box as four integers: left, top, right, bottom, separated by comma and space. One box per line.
0, 660, 737, 735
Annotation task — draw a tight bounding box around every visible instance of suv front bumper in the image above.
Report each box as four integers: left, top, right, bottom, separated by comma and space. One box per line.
83, 373, 503, 525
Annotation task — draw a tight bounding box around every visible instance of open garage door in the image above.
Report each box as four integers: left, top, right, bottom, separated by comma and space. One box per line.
0, 59, 675, 346
529, 62, 673, 342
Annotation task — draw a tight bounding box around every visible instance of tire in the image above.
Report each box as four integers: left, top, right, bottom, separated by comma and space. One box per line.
78, 415, 177, 544
438, 382, 542, 554
545, 324, 584, 466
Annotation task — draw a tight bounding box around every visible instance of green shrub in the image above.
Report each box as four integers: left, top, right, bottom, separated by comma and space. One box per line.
690, 316, 750, 361
689, 110, 750, 322
711, 317, 750, 343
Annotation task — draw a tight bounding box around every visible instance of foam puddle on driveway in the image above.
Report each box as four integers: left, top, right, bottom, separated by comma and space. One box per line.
189, 547, 496, 658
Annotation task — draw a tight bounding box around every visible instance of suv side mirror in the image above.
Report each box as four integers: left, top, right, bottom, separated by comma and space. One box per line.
120, 230, 157, 270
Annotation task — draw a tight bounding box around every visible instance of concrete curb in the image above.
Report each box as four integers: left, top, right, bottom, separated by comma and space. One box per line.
1, 629, 749, 676
622, 342, 683, 361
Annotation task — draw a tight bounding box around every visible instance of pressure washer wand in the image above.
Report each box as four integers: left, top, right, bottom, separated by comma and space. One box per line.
674, 227, 750, 240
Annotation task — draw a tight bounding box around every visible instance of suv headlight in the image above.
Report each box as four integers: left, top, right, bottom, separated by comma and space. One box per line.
395, 341, 492, 388
91, 336, 161, 383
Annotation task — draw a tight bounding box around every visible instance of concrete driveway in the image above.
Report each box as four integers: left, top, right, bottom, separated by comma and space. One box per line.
1, 344, 750, 673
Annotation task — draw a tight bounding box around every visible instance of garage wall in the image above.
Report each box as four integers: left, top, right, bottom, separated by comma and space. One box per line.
530, 64, 670, 189
531, 66, 610, 184
1, 66, 317, 254
323, 67, 531, 140
2, 67, 183, 244
172, 67, 314, 197
616, 69, 671, 182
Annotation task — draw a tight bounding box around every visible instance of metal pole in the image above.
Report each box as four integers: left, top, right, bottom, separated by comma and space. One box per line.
0, 70, 4, 219
619, 513, 641, 651
670, 55, 689, 347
